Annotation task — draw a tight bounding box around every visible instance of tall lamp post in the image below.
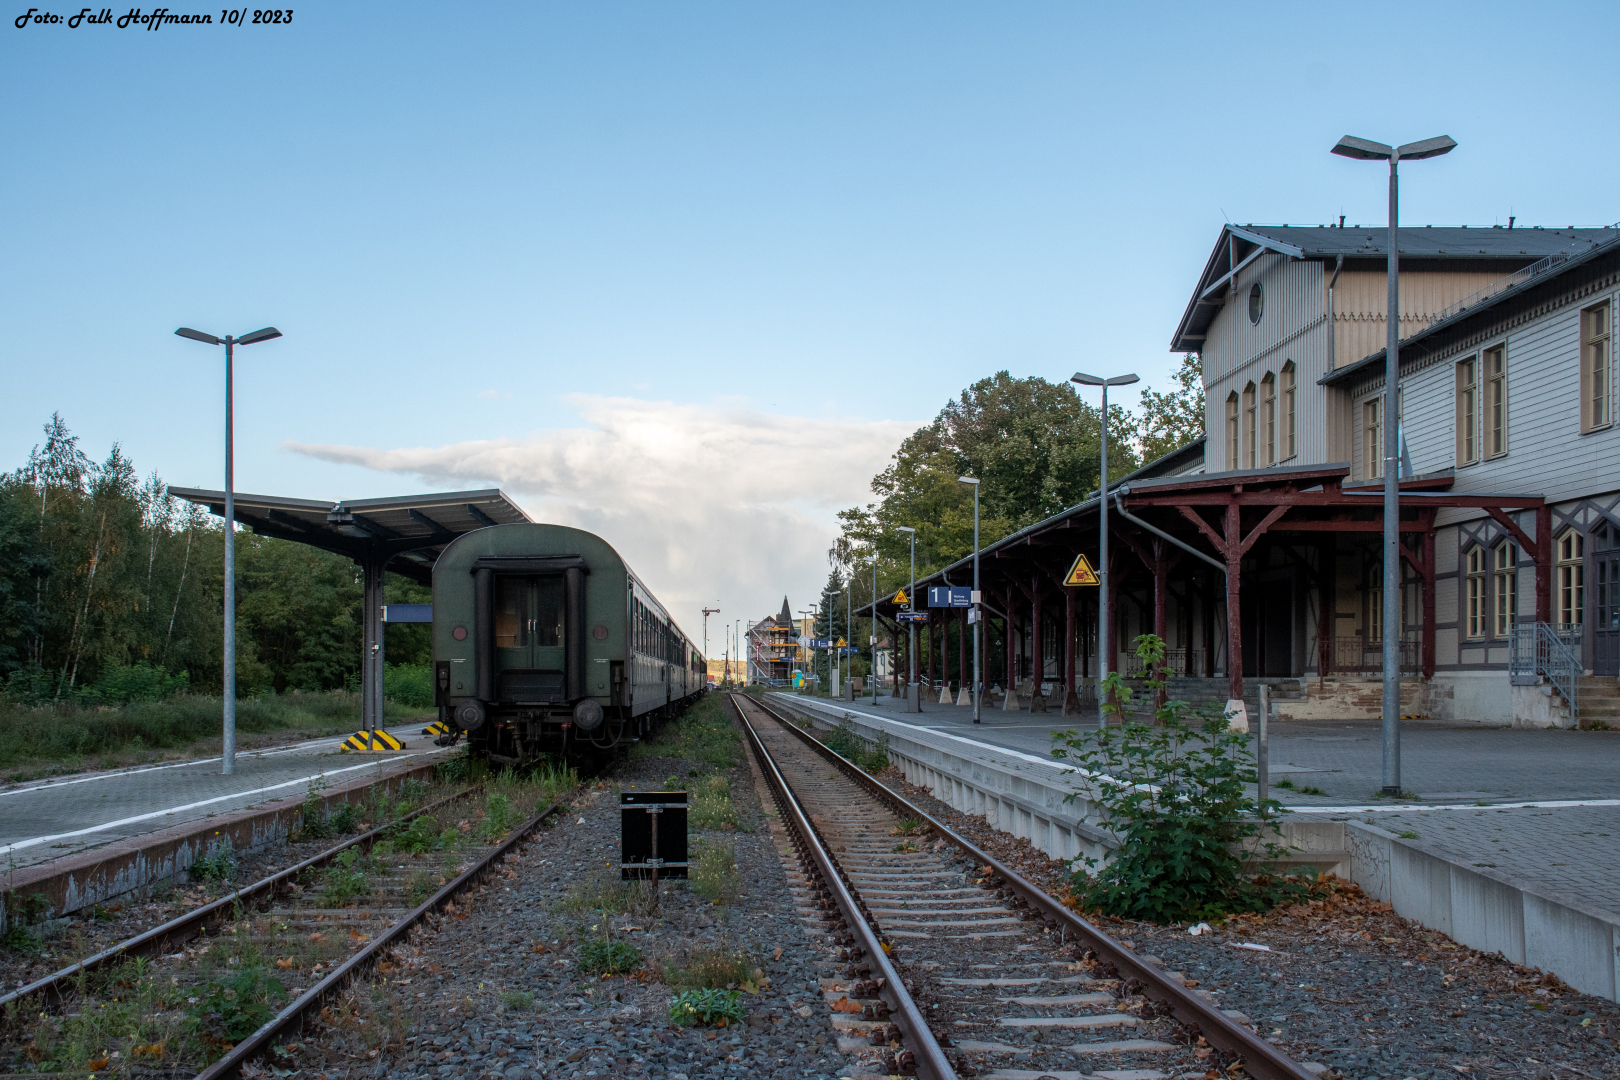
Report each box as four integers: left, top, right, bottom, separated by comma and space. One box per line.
1071, 371, 1138, 727
958, 476, 981, 723
1331, 133, 1456, 796
701, 607, 720, 684
871, 553, 880, 705
897, 526, 917, 709
176, 325, 282, 775
799, 605, 818, 690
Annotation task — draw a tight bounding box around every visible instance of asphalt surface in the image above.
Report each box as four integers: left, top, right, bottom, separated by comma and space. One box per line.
0, 724, 446, 869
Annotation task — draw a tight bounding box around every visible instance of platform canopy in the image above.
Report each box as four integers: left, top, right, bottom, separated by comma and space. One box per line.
167, 486, 532, 734
166, 487, 531, 584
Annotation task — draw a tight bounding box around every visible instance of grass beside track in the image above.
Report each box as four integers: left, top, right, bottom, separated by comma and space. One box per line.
0, 691, 431, 780
0, 754, 578, 1075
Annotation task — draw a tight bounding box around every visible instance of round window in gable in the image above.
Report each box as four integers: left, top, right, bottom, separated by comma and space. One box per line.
1248, 282, 1264, 324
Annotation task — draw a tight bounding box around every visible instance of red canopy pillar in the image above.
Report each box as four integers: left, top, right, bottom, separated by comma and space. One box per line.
1030, 578, 1044, 705
1536, 503, 1553, 624
1223, 502, 1245, 703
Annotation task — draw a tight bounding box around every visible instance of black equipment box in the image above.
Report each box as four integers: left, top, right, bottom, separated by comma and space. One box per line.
620, 791, 688, 880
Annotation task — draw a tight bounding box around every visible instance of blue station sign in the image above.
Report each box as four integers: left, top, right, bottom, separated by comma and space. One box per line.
927, 586, 972, 608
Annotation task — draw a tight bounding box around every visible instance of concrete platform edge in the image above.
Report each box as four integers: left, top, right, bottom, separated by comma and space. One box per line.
769, 693, 1620, 1004
0, 753, 447, 933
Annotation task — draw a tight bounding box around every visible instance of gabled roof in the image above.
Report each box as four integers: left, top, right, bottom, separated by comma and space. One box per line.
1171, 223, 1618, 352
1321, 230, 1620, 387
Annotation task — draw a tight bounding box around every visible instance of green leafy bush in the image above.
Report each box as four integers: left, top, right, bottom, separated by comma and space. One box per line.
577, 936, 641, 976
477, 793, 518, 840
688, 773, 739, 830
318, 848, 371, 907
1052, 633, 1287, 923
384, 663, 435, 709
630, 695, 738, 768
392, 814, 454, 854
669, 987, 745, 1027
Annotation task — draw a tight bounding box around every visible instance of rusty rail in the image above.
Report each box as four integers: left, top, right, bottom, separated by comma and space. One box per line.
751, 693, 1318, 1080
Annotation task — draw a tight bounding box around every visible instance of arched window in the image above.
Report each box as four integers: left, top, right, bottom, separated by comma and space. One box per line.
1280, 361, 1297, 461
1493, 541, 1517, 637
1242, 382, 1257, 469
1465, 545, 1486, 640
1558, 530, 1585, 629
1225, 392, 1239, 469
1260, 373, 1277, 465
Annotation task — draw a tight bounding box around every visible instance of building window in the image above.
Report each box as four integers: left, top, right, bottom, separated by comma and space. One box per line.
1582, 302, 1611, 432
1280, 361, 1297, 460
1485, 344, 1507, 457
1363, 398, 1382, 479
1261, 372, 1277, 465
1248, 282, 1263, 324
1557, 530, 1585, 629
1494, 541, 1517, 637
1242, 382, 1257, 468
1368, 584, 1383, 642
1225, 392, 1239, 470
1456, 355, 1478, 465
1465, 546, 1486, 640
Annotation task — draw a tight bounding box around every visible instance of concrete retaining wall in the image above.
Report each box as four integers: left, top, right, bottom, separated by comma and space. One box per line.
0, 756, 445, 933
768, 694, 1620, 1002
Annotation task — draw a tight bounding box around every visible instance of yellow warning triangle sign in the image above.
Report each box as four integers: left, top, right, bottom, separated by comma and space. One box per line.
836, 637, 847, 647
892, 588, 910, 606
1064, 553, 1100, 587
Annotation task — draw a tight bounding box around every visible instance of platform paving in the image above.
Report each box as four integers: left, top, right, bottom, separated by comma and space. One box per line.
0, 724, 441, 870
801, 691, 1620, 920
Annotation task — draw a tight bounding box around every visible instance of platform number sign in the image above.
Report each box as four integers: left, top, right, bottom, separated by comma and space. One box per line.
1063, 553, 1100, 587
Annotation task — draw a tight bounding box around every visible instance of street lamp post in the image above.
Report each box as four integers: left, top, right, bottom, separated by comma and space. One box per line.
871, 553, 880, 705
897, 526, 917, 711
1071, 371, 1138, 727
176, 325, 282, 776
958, 477, 981, 723
1331, 133, 1456, 796
701, 607, 719, 684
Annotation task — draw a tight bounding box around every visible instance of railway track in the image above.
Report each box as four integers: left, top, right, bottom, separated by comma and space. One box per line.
1, 779, 570, 1079
729, 691, 1317, 1080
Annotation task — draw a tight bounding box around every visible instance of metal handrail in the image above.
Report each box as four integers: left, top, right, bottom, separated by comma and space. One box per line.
1509, 622, 1581, 722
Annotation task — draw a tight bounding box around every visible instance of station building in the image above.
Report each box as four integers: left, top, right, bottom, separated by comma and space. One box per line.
868, 223, 1620, 728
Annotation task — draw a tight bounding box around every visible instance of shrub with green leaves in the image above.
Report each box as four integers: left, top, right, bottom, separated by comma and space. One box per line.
186, 966, 288, 1041
1052, 633, 1287, 924
669, 987, 745, 1027
191, 836, 236, 882
577, 936, 641, 975
318, 848, 371, 907
392, 813, 454, 854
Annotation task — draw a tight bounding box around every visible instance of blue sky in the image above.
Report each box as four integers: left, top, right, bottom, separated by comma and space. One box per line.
5, 1, 1619, 635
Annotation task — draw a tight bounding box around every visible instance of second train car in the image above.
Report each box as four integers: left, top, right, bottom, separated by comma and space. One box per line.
431, 523, 704, 766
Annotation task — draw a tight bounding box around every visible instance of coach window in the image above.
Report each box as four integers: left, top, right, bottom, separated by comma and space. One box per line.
1558, 530, 1585, 630
1465, 545, 1486, 640
1485, 345, 1508, 458
1493, 541, 1517, 638
1582, 302, 1611, 433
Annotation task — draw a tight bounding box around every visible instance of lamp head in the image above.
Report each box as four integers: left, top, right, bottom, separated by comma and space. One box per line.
1396, 135, 1457, 160
896, 526, 916, 534
957, 475, 979, 485
1070, 372, 1104, 386
175, 327, 221, 346
237, 326, 283, 346
1105, 373, 1140, 386
1331, 135, 1394, 161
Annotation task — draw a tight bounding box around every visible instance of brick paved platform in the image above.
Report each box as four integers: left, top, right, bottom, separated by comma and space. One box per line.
0, 724, 442, 870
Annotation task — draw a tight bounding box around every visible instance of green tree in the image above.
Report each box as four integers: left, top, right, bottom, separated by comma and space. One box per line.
1138, 352, 1204, 463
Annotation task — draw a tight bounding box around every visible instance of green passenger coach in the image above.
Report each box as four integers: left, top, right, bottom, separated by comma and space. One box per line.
430, 523, 704, 766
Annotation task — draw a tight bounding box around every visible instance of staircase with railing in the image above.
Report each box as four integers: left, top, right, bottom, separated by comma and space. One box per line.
1509, 622, 1582, 724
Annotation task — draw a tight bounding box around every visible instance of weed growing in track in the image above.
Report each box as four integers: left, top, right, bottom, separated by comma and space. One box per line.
499, 989, 535, 1012
190, 835, 236, 883
668, 987, 745, 1027
660, 945, 760, 991
578, 937, 641, 976
554, 878, 658, 917
1053, 633, 1296, 924
318, 848, 374, 907
690, 839, 740, 904
689, 772, 743, 830
630, 694, 739, 770
822, 717, 890, 772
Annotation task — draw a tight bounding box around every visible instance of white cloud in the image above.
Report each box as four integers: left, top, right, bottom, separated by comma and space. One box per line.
283, 395, 914, 644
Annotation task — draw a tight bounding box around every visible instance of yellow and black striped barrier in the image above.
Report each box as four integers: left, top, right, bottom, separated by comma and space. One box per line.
422, 720, 451, 737
341, 729, 407, 752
